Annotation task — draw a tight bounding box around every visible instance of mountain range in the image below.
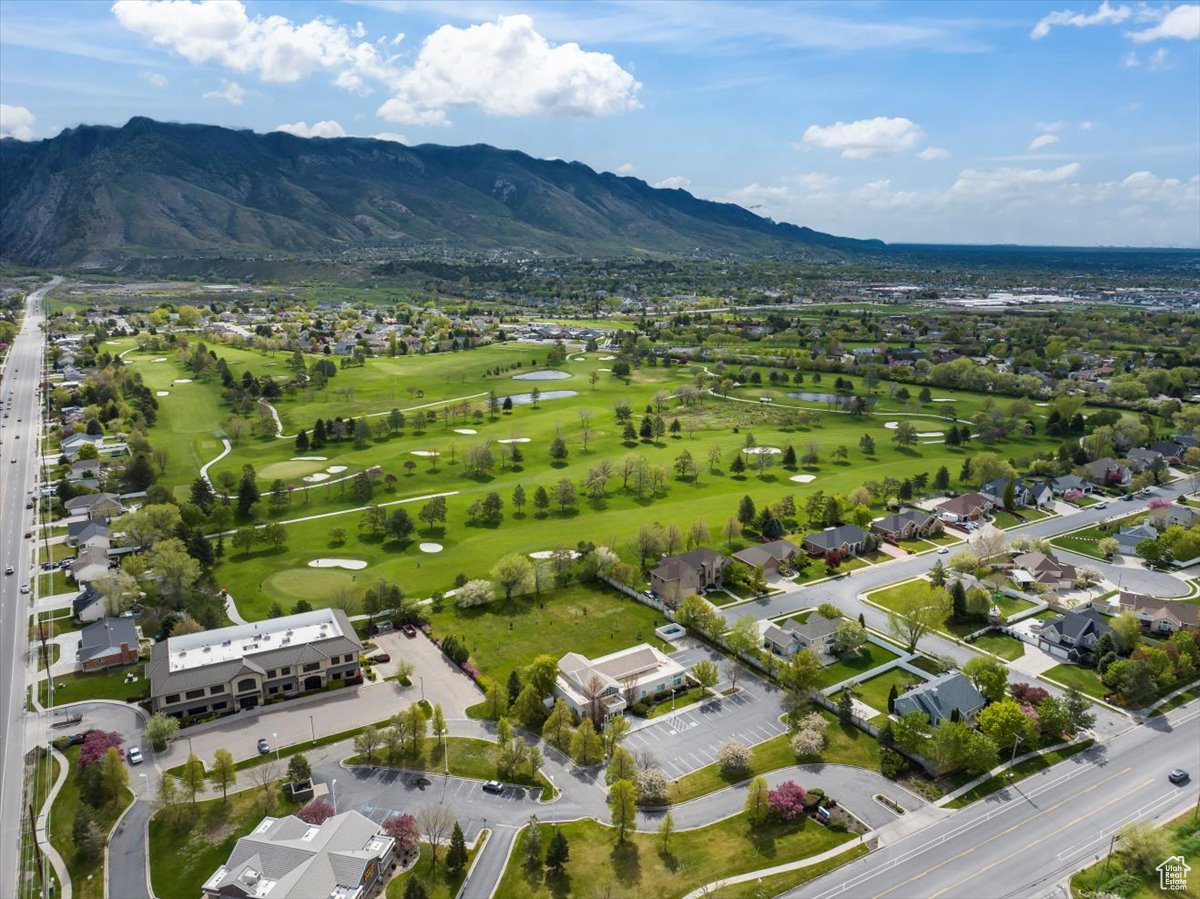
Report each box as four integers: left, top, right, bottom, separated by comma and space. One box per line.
0, 117, 882, 267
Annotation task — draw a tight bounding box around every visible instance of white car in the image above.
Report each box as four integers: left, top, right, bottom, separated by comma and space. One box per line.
937, 547, 950, 554
19, 584, 30, 594
127, 747, 144, 765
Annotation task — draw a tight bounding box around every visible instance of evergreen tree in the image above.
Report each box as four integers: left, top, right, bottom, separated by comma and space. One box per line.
737, 495, 757, 526
446, 822, 468, 873
887, 684, 898, 714
934, 465, 950, 490
295, 429, 309, 452
402, 878, 429, 899
546, 828, 570, 870
782, 445, 797, 468
950, 580, 968, 622
312, 419, 327, 448
507, 669, 523, 706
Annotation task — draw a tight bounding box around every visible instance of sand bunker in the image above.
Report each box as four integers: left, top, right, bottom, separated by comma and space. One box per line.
599, 355, 616, 360
1035, 402, 1050, 407
155, 391, 170, 397
598, 368, 612, 372
932, 398, 955, 403
509, 390, 576, 405
529, 549, 581, 560
291, 456, 328, 462
883, 421, 944, 437
419, 542, 443, 553
789, 474, 817, 483
326, 465, 347, 474
410, 450, 440, 457
454, 428, 477, 435
173, 378, 192, 384
152, 357, 167, 363
302, 472, 330, 482
742, 446, 782, 455
308, 558, 367, 570
496, 437, 532, 444
512, 370, 570, 381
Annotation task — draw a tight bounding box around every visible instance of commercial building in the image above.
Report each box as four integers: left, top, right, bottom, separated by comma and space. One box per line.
556, 644, 687, 719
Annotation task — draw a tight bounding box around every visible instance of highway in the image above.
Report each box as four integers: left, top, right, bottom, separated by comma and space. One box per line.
787, 703, 1200, 898
0, 278, 55, 899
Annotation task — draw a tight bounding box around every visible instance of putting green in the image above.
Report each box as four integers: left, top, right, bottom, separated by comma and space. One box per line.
259, 460, 330, 480
263, 567, 360, 602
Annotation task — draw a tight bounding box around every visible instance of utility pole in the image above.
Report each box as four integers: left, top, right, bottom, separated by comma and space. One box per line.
1103, 833, 1119, 875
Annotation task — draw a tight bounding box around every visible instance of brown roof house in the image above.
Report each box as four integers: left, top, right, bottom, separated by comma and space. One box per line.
1011, 551, 1078, 591
1110, 591, 1199, 635
732, 539, 800, 574
871, 508, 942, 542
650, 548, 730, 605
936, 493, 994, 522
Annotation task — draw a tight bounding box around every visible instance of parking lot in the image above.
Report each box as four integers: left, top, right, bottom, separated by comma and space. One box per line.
622, 645, 788, 779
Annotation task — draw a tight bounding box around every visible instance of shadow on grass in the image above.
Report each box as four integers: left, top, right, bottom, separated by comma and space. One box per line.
611, 839, 641, 887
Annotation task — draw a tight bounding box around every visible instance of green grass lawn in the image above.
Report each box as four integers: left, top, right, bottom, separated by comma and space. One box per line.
386, 838, 482, 899
667, 710, 880, 804
35, 608, 80, 635
39, 663, 146, 707
817, 642, 905, 689
1033, 608, 1062, 621
1150, 683, 1200, 717
970, 631, 1027, 661
494, 810, 856, 899
868, 579, 995, 642
425, 582, 669, 688
149, 783, 301, 899
706, 843, 870, 898
851, 668, 927, 720
944, 740, 1094, 809
38, 643, 61, 670
993, 594, 1036, 620
907, 655, 945, 675
1043, 664, 1107, 699
37, 569, 72, 596
1070, 808, 1200, 899
644, 687, 706, 719
347, 736, 552, 791
49, 745, 133, 899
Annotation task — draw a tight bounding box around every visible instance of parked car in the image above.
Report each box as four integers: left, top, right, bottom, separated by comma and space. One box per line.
23, 531, 32, 539
937, 547, 950, 554
1168, 768, 1190, 784
19, 584, 29, 594
401, 624, 417, 638
127, 747, 144, 765
481, 780, 504, 794
257, 738, 271, 754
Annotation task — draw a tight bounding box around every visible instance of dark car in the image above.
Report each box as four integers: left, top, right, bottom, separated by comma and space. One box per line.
257, 738, 271, 755
1169, 769, 1190, 784
481, 780, 504, 794
369, 653, 391, 664
401, 624, 417, 638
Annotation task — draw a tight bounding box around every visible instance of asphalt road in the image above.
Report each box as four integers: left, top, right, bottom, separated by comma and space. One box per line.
0, 278, 56, 899
787, 703, 1200, 899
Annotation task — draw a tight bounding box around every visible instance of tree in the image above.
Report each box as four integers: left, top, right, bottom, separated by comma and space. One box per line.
456, 579, 495, 608
949, 579, 969, 622
928, 559, 948, 588
570, 718, 604, 765
692, 659, 719, 696
542, 698, 573, 750
546, 828, 570, 871
297, 799, 335, 824
387, 508, 415, 542
1103, 658, 1156, 707
718, 741, 751, 775
833, 620, 868, 656
73, 807, 103, 861
287, 753, 312, 784
737, 494, 757, 527
608, 780, 638, 842
963, 656, 1009, 703
383, 813, 420, 851
859, 434, 876, 456
744, 775, 770, 825
605, 747, 638, 785
658, 811, 675, 852
636, 768, 670, 803
491, 554, 535, 601
417, 804, 455, 869
778, 649, 822, 714
1117, 821, 1172, 874
144, 711, 179, 752
525, 816, 544, 867
553, 478, 578, 512
181, 752, 206, 806
791, 712, 827, 758
354, 726, 383, 763
1109, 611, 1142, 655
446, 822, 469, 873
767, 781, 807, 821
886, 585, 951, 652
208, 748, 237, 801
602, 714, 631, 757
893, 422, 918, 447
978, 698, 1035, 750
100, 745, 129, 802
726, 616, 762, 659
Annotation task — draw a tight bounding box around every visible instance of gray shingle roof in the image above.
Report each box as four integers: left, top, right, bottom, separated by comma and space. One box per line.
893, 671, 985, 723
79, 617, 138, 663
803, 525, 867, 551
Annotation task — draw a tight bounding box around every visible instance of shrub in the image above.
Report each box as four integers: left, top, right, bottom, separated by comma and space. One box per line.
718, 741, 751, 775
297, 799, 335, 824
880, 748, 909, 780
636, 768, 670, 803
78, 730, 123, 767
1010, 683, 1049, 705
767, 781, 806, 821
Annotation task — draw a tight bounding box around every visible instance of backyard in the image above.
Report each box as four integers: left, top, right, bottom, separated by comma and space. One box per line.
817, 641, 906, 690
49, 745, 133, 899
38, 663, 146, 707
850, 668, 927, 721
1043, 664, 1107, 699
969, 630, 1027, 661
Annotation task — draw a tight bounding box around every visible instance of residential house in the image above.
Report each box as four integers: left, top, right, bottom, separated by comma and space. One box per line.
1035, 608, 1113, 661
1148, 440, 1186, 464
732, 539, 800, 574
1050, 475, 1093, 497
761, 615, 840, 663
66, 520, 110, 548
936, 493, 994, 523
981, 477, 1054, 510
201, 811, 395, 899
78, 617, 140, 671
1011, 551, 1079, 590
1082, 457, 1132, 488
1148, 504, 1200, 532
70, 546, 112, 584
63, 492, 125, 520
68, 459, 101, 487
1125, 447, 1165, 474
892, 671, 986, 725
1116, 523, 1159, 556
555, 644, 686, 719
801, 524, 868, 557
871, 508, 942, 542
147, 608, 363, 717
1109, 591, 1199, 634
649, 548, 730, 603
72, 585, 107, 624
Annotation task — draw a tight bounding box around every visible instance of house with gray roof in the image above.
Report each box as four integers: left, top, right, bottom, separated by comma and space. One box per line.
732, 539, 800, 574
1050, 475, 1093, 497
147, 608, 362, 718
63, 492, 125, 520
1116, 523, 1159, 556
892, 671, 985, 725
66, 519, 110, 548
72, 585, 107, 624
1148, 504, 1200, 532
201, 810, 394, 899
871, 509, 941, 542
78, 617, 140, 671
802, 525, 868, 557
1110, 591, 1199, 635
1082, 457, 1131, 488
762, 615, 840, 663
1035, 608, 1113, 662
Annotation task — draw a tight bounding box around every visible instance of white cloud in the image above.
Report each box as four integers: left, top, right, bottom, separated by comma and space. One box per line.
1123, 50, 1141, 66
1149, 47, 1170, 69
918, 146, 950, 160
377, 15, 641, 125
1031, 1, 1131, 39
0, 104, 35, 140
800, 116, 925, 159
139, 70, 169, 88
1035, 121, 1066, 132
950, 163, 1082, 197
615, 163, 635, 175
1128, 4, 1200, 41
372, 132, 409, 143
273, 120, 346, 138
113, 0, 397, 90
1080, 120, 1095, 130
1029, 133, 1060, 150
653, 175, 691, 190
203, 80, 245, 105
725, 182, 792, 209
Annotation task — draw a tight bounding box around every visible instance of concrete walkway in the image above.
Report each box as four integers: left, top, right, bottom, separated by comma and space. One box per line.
36, 746, 71, 899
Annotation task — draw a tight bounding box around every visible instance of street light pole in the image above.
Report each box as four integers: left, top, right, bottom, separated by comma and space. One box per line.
310, 715, 316, 746
1008, 734, 1023, 774
273, 732, 280, 764
1103, 833, 1119, 875
420, 676, 424, 703
331, 778, 337, 814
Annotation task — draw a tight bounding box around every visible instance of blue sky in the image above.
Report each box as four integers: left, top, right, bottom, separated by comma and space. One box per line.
1, 0, 1198, 246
